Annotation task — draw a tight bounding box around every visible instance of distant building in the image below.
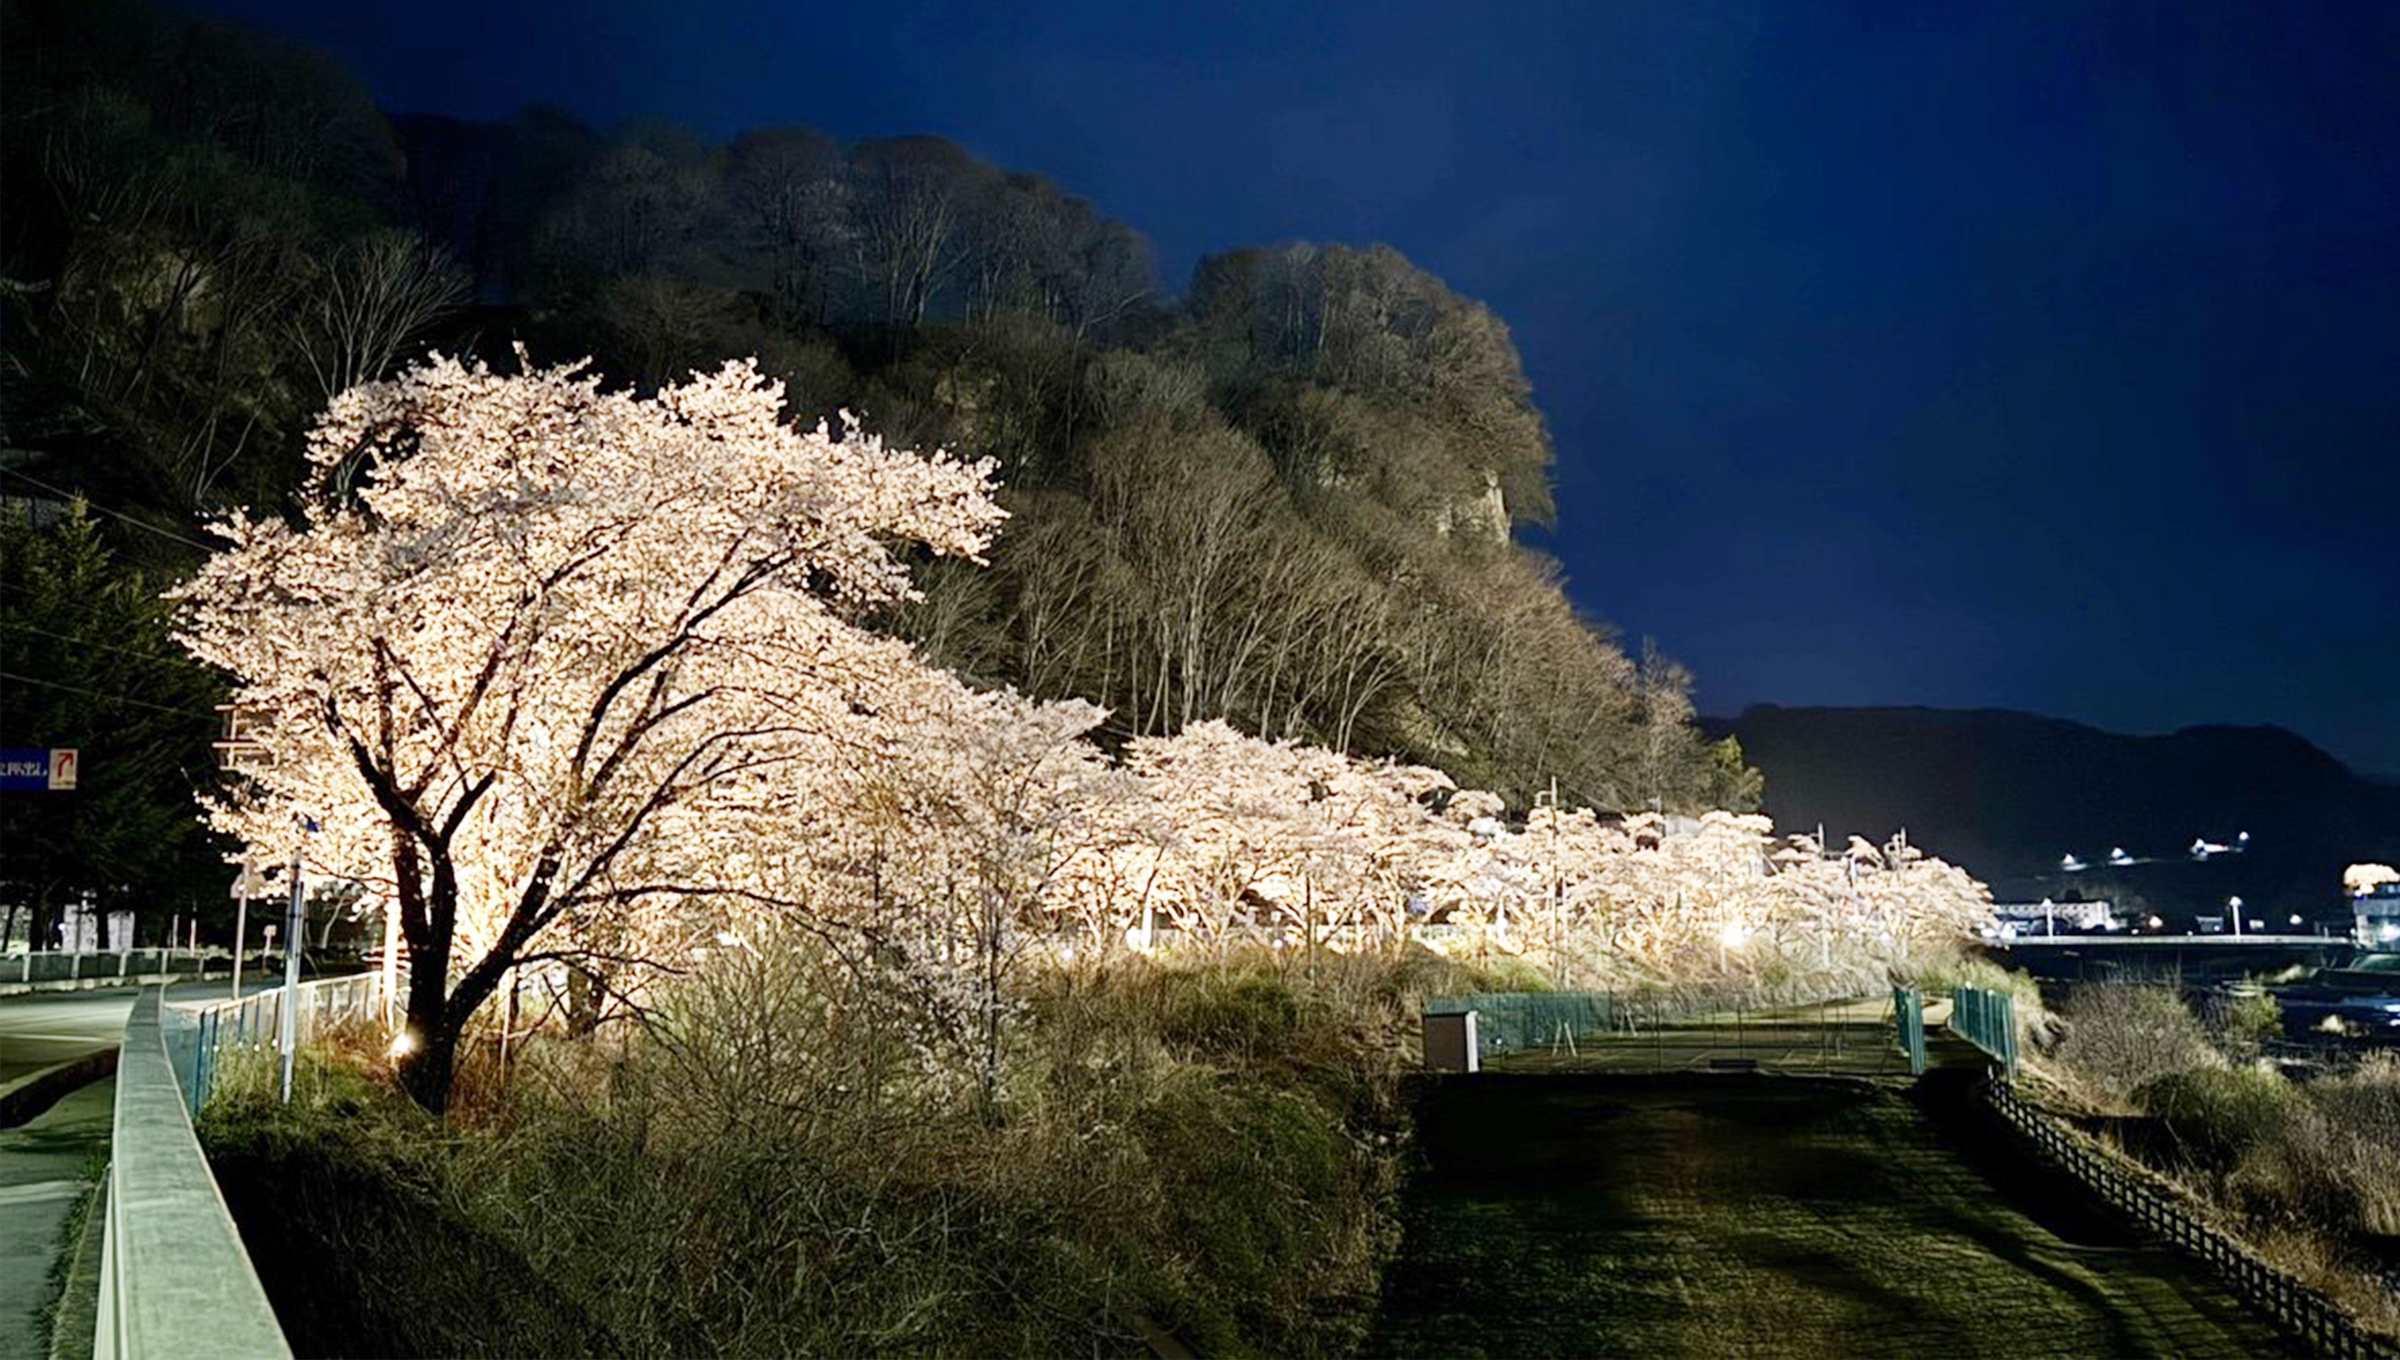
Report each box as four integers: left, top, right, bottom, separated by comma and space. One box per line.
56, 899, 135, 952
2356, 882, 2400, 947
1989, 899, 2117, 936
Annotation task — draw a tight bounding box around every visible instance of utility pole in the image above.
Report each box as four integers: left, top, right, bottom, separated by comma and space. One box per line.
280, 839, 305, 1102
217, 704, 310, 1103
215, 706, 270, 1003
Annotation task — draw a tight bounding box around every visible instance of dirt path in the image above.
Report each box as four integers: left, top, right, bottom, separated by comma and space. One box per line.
1367, 1075, 2292, 1358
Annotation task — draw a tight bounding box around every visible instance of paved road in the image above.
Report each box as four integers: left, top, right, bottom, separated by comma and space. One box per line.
0, 991, 136, 1087
0, 981, 246, 1352
0, 982, 243, 1085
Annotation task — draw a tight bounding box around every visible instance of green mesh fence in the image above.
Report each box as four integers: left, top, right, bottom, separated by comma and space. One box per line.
1894, 987, 1927, 1075
1951, 985, 2019, 1076
1424, 992, 1621, 1060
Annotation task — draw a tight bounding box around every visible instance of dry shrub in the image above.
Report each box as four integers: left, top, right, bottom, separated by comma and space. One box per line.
2055, 984, 2221, 1098
2137, 1066, 2305, 1173
2244, 1223, 2400, 1345
2207, 988, 2283, 1057
2304, 1053, 2400, 1237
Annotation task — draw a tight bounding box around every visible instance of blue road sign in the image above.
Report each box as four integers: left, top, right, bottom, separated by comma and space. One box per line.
0, 748, 79, 791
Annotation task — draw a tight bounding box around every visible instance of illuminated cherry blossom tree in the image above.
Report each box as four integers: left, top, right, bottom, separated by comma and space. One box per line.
177, 352, 1998, 1113
2345, 864, 2398, 897
178, 355, 1001, 1110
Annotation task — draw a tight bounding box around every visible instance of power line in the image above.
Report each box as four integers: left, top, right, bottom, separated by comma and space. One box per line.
0, 667, 219, 721
0, 468, 217, 551
0, 618, 194, 667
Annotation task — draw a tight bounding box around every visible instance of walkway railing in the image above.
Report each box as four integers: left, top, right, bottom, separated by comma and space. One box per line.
1950, 984, 2020, 1077
1894, 986, 1927, 1075
1986, 1077, 2396, 1359
96, 988, 293, 1360
165, 972, 384, 1115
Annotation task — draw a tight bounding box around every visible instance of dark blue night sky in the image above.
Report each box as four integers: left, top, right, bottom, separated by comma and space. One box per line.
191, 0, 2400, 773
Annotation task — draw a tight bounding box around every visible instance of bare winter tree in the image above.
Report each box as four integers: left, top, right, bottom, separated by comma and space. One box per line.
724, 127, 852, 328
291, 230, 469, 402
851, 137, 989, 330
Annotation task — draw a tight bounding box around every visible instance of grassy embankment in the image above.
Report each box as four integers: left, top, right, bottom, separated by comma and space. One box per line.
199, 945, 1519, 1358
1369, 1074, 2290, 1358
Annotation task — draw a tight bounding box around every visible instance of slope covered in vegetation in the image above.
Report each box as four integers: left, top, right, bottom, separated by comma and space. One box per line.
1, 2, 1750, 963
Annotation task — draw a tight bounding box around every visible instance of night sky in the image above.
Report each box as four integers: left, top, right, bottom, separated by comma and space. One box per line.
193, 0, 2400, 774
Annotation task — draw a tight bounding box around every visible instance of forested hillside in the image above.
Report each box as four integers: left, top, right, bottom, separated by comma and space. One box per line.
0, 0, 1749, 938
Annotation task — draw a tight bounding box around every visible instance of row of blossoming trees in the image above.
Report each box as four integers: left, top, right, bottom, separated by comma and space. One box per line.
178, 359, 1991, 1111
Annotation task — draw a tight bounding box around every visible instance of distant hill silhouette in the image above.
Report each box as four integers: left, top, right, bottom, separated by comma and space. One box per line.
1703, 706, 2400, 926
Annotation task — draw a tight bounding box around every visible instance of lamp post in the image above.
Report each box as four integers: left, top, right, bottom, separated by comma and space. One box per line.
2228, 896, 2244, 938
1718, 921, 1752, 1051
1537, 779, 1565, 987
231, 861, 252, 1001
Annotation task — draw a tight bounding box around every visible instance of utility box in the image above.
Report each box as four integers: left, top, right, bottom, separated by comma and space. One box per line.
1422, 1011, 1479, 1072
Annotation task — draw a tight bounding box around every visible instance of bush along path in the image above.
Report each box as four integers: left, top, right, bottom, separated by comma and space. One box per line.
192, 952, 1433, 1358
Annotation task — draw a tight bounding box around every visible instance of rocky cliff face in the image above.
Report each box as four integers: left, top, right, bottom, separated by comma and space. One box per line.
1432, 471, 1510, 545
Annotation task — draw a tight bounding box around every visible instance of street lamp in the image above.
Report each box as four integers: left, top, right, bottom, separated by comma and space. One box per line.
2228, 896, 2244, 938
1718, 920, 1750, 972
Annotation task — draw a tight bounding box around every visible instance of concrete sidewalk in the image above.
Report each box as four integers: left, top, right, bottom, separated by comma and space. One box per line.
0, 1075, 113, 1356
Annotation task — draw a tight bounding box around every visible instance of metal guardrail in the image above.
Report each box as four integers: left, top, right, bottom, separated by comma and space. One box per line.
96, 987, 293, 1360
1985, 1077, 2397, 1359
1424, 992, 1618, 1061
95, 974, 390, 1359
1424, 987, 1904, 1067
5, 948, 223, 987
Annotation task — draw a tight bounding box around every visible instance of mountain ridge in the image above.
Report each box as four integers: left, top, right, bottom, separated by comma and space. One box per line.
1703, 704, 2400, 923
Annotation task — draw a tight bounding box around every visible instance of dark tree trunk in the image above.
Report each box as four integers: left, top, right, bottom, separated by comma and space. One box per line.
398, 1006, 461, 1114
565, 965, 604, 1038
395, 900, 456, 1111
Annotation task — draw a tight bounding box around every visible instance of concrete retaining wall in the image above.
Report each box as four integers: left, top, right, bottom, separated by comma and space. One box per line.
94, 988, 291, 1360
